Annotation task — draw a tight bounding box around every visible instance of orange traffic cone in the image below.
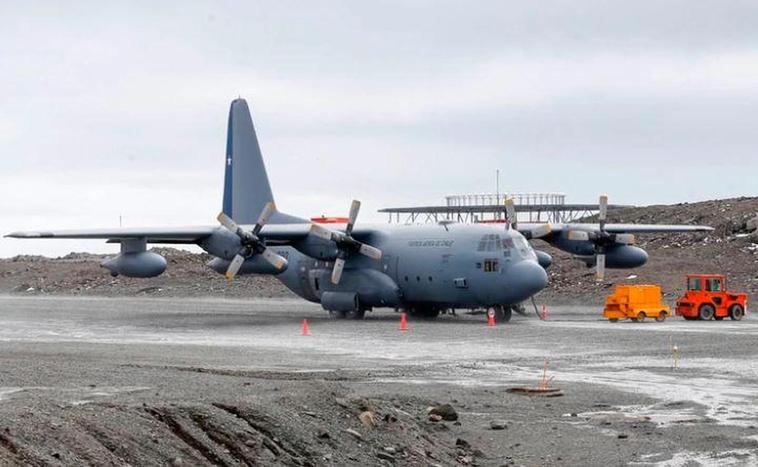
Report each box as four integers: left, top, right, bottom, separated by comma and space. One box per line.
399, 312, 408, 331
301, 319, 311, 336
541, 305, 548, 321
487, 310, 496, 327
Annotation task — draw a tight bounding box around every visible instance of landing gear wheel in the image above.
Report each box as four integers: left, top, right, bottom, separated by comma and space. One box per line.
328, 310, 347, 319
495, 306, 512, 323
655, 311, 667, 322
410, 307, 440, 320
698, 304, 715, 321
345, 309, 366, 320
729, 304, 744, 321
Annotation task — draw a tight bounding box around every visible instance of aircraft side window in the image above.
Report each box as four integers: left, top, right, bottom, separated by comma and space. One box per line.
477, 236, 488, 251
483, 260, 499, 272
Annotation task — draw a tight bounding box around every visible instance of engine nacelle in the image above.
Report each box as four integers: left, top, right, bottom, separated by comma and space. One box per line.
101, 251, 167, 278
207, 254, 288, 276
578, 245, 649, 269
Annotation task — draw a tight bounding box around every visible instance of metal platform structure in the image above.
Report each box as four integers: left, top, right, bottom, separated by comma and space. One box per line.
379, 192, 630, 224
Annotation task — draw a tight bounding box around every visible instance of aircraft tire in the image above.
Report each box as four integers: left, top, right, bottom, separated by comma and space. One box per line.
495, 306, 512, 323
328, 310, 347, 319
345, 309, 366, 320
410, 307, 440, 320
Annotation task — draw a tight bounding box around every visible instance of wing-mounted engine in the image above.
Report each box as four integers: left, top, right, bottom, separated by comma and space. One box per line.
101, 238, 167, 278
304, 200, 382, 284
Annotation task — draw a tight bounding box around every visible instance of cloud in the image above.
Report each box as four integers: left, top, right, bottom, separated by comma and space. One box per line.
1, 1, 757, 256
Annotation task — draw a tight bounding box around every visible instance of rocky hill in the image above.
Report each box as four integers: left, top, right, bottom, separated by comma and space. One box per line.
2, 197, 757, 306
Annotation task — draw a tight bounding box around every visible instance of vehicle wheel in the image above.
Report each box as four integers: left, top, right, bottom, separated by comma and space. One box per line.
714, 316, 724, 321
698, 304, 715, 321
609, 318, 619, 323
729, 304, 744, 321
328, 310, 347, 319
345, 309, 366, 320
655, 311, 667, 322
636, 312, 646, 323
683, 316, 696, 321
495, 306, 512, 323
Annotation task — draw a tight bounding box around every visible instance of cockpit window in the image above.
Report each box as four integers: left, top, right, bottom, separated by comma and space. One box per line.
512, 235, 537, 260
477, 234, 502, 252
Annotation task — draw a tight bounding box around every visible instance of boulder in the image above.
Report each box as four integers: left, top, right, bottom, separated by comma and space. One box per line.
428, 404, 458, 421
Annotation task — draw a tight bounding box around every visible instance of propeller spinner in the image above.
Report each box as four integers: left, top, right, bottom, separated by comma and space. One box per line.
566, 194, 634, 282
216, 202, 288, 280
309, 200, 382, 284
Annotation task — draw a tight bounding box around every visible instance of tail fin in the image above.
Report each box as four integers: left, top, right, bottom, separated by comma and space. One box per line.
222, 98, 303, 224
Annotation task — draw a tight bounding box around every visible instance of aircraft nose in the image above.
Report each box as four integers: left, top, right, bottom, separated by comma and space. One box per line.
502, 260, 548, 303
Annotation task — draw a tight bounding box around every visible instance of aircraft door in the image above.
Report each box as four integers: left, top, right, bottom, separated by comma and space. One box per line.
381, 254, 399, 282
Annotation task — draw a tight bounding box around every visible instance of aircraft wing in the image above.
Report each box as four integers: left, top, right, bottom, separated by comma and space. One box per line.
5, 226, 219, 244
5, 223, 324, 244
517, 223, 713, 237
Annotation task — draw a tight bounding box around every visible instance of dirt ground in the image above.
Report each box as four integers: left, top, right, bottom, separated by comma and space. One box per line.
0, 296, 756, 466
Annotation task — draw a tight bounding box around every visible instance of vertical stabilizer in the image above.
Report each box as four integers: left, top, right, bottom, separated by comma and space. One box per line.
222, 98, 303, 224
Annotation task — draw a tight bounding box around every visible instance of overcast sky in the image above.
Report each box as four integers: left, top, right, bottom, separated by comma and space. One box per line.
1, 1, 757, 257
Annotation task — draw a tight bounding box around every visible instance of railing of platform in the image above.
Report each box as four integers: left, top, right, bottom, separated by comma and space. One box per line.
444, 193, 566, 207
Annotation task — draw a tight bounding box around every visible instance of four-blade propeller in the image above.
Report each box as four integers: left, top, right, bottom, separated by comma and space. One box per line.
566, 194, 635, 282
216, 202, 288, 280
309, 200, 382, 284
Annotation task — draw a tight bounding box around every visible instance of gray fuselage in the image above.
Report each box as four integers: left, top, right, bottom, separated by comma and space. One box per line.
256, 223, 548, 311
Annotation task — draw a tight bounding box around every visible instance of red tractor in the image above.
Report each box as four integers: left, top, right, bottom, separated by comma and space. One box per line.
675, 274, 748, 321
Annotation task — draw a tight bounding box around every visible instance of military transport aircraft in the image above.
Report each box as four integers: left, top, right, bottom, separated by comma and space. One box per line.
6, 98, 712, 321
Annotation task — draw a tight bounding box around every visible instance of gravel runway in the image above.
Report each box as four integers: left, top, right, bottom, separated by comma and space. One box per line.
0, 296, 756, 466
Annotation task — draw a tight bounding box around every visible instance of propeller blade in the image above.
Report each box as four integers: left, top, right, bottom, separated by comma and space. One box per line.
358, 243, 382, 260
530, 223, 552, 239
614, 233, 635, 245
310, 223, 335, 241
217, 212, 240, 234
225, 253, 246, 280
260, 248, 288, 271
253, 202, 276, 235
598, 194, 608, 230
567, 230, 590, 241
331, 258, 346, 284
347, 200, 361, 235
595, 253, 606, 282
504, 198, 517, 229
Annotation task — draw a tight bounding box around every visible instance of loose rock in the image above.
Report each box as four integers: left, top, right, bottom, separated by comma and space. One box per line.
428, 404, 458, 421
490, 420, 508, 430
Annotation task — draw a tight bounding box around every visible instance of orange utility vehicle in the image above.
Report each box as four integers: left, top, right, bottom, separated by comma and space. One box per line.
675, 274, 748, 321
603, 285, 670, 322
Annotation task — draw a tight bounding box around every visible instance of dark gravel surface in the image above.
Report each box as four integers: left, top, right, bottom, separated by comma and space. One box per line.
0, 296, 756, 466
